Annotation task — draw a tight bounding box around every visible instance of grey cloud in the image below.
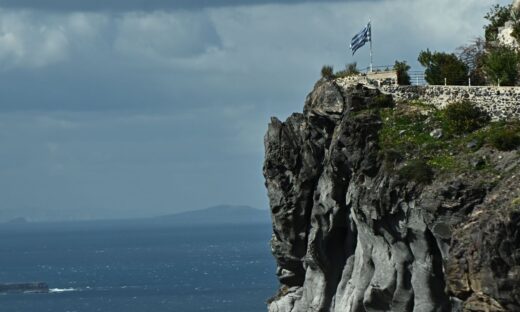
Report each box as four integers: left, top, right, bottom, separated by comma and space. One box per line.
0, 0, 367, 12
113, 11, 221, 58
0, 0, 507, 221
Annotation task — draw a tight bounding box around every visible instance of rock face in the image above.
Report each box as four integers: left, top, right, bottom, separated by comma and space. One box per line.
263, 80, 520, 312
0, 282, 49, 293
498, 0, 520, 48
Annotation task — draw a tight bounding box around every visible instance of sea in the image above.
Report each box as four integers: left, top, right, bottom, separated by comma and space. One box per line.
0, 220, 277, 312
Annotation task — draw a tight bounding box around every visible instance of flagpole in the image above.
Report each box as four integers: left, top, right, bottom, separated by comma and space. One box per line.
369, 18, 373, 73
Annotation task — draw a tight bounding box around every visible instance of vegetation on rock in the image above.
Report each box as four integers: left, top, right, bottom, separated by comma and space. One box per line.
393, 60, 411, 85
378, 100, 519, 179
487, 122, 520, 150
321, 65, 334, 80
334, 62, 359, 78
484, 4, 513, 42
321, 63, 361, 80
441, 101, 490, 134
512, 197, 520, 207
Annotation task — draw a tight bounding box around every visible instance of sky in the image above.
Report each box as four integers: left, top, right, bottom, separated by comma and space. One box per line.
0, 0, 511, 221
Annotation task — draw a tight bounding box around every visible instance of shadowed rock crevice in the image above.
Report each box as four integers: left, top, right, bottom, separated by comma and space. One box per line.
264, 80, 520, 312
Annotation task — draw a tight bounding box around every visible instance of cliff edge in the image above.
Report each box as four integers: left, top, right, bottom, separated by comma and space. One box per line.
263, 79, 520, 312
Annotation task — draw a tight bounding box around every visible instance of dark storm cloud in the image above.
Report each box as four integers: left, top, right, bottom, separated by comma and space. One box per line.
0, 0, 373, 12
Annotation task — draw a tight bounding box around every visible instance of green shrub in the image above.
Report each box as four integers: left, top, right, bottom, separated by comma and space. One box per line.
393, 60, 411, 85
427, 155, 460, 171
378, 108, 438, 156
321, 65, 334, 80
488, 126, 520, 151
512, 22, 520, 43
483, 46, 520, 86
398, 159, 434, 184
335, 62, 359, 78
442, 101, 489, 134
372, 94, 394, 109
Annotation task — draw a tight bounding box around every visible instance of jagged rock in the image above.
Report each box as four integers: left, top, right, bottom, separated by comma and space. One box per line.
467, 140, 479, 149
430, 128, 443, 139
470, 157, 486, 169
263, 79, 520, 312
496, 1, 520, 49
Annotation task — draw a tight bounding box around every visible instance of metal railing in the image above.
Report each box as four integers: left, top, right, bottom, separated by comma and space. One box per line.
359, 65, 394, 73
357, 66, 426, 86
356, 65, 517, 87
408, 74, 489, 87
409, 71, 426, 86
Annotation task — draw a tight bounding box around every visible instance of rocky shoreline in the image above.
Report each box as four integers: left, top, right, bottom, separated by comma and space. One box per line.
0, 282, 49, 294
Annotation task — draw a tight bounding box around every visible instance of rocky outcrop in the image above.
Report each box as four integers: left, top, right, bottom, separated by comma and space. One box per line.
498, 1, 520, 49
263, 79, 520, 311
0, 282, 49, 293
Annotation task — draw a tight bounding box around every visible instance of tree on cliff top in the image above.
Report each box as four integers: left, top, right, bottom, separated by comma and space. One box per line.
418, 49, 468, 85
393, 60, 411, 85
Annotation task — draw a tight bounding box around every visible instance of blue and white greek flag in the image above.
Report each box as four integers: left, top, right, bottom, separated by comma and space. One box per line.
350, 22, 371, 55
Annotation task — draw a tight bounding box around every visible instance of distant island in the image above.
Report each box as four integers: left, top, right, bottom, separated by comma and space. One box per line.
156, 205, 270, 225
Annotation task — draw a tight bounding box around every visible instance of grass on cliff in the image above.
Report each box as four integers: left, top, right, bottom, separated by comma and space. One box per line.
512, 197, 520, 211
378, 100, 520, 182
487, 123, 520, 151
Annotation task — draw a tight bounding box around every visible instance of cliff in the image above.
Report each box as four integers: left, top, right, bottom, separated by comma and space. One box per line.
263, 79, 520, 312
498, 1, 520, 49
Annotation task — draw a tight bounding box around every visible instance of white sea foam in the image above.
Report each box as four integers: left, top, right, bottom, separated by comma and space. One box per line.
49, 288, 76, 293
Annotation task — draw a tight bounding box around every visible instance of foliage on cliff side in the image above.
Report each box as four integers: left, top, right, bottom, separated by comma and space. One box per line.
321, 63, 360, 80
378, 100, 520, 180
484, 4, 513, 42
321, 65, 334, 80
441, 100, 490, 134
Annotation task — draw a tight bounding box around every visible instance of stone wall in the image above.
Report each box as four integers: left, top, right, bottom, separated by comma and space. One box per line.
338, 70, 397, 86
380, 85, 520, 120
